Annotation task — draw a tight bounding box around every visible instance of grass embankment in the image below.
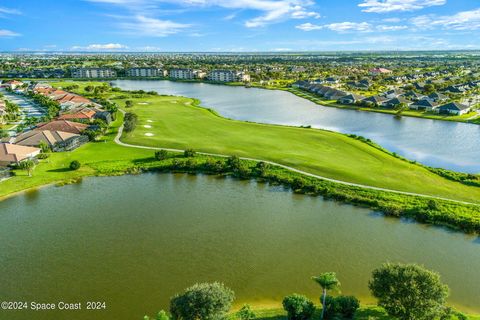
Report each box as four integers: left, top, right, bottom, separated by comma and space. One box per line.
116, 94, 480, 205
228, 306, 480, 320
287, 87, 479, 123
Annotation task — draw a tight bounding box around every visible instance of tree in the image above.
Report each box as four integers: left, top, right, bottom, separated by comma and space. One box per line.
124, 112, 138, 133
70, 160, 81, 171
155, 150, 168, 160
312, 272, 340, 320
282, 294, 316, 320
237, 304, 255, 320
170, 282, 234, 320
39, 140, 50, 153
19, 159, 35, 177
125, 100, 134, 108
369, 263, 449, 320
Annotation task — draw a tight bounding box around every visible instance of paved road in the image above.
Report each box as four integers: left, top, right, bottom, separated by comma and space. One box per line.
114, 110, 480, 207
1, 89, 46, 135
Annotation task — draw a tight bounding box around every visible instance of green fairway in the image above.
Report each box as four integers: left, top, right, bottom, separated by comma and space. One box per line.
116, 95, 480, 204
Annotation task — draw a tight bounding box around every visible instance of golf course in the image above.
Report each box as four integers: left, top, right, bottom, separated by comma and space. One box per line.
114, 94, 480, 204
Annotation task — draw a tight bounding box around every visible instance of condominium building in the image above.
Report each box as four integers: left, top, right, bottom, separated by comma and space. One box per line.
207, 70, 250, 82
168, 68, 205, 80
71, 68, 117, 78
126, 68, 167, 77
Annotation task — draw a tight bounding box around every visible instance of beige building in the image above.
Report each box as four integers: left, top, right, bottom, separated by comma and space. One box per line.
0, 143, 40, 166
207, 70, 250, 82
126, 68, 167, 77
71, 68, 117, 78
169, 68, 205, 80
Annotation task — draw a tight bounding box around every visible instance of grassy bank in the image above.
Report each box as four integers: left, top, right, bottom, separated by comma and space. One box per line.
228, 306, 480, 320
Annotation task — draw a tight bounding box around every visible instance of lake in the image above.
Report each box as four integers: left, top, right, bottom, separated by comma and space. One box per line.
1, 174, 479, 319
112, 80, 480, 173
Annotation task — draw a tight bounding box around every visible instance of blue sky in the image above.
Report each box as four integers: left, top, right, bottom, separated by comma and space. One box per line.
1, 0, 479, 52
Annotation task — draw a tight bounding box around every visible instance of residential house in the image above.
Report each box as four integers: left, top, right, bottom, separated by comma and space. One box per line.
1, 80, 23, 90
369, 68, 392, 76
426, 92, 448, 103
0, 143, 40, 166
362, 95, 387, 107
383, 89, 405, 99
382, 97, 413, 109
324, 89, 348, 100
35, 120, 88, 134
410, 99, 438, 111
291, 80, 309, 88
437, 102, 471, 115
13, 130, 88, 152
403, 91, 425, 101
337, 93, 365, 105
57, 108, 97, 122
444, 86, 466, 94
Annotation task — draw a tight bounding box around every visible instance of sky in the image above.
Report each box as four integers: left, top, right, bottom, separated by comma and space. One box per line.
0, 0, 480, 52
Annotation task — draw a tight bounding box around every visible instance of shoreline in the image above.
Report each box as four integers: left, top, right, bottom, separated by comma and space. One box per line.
22, 77, 479, 125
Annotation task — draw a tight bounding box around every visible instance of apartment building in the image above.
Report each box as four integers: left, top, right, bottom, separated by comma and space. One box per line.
71, 68, 116, 78
168, 68, 205, 80
207, 70, 250, 82
126, 68, 167, 77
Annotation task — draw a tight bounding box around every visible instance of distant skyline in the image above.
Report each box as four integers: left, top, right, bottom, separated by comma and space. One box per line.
1, 0, 480, 52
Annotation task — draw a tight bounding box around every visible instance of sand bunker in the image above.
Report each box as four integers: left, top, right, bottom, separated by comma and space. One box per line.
145, 133, 154, 137
147, 120, 153, 123
138, 102, 149, 105
143, 125, 152, 128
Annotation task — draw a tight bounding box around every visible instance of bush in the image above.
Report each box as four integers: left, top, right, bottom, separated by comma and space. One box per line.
37, 153, 49, 159
70, 160, 81, 171
170, 282, 234, 320
237, 304, 255, 320
155, 150, 168, 160
335, 296, 359, 318
282, 294, 316, 320
184, 149, 196, 158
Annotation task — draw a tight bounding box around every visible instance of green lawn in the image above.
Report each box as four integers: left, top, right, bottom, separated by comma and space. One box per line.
230, 306, 479, 320
116, 95, 480, 204
0, 113, 153, 199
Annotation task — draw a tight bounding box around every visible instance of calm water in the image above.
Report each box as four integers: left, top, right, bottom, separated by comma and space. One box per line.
112, 80, 480, 173
0, 174, 479, 320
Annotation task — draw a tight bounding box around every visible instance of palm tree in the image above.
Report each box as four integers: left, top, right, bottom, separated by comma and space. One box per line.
312, 272, 340, 319
19, 159, 35, 177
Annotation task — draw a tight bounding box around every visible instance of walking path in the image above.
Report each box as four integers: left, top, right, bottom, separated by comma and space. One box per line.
114, 110, 480, 207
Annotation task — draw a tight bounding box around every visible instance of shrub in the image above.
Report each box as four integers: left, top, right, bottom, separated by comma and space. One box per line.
237, 304, 255, 320
70, 160, 81, 171
37, 153, 49, 159
170, 282, 234, 320
184, 149, 196, 158
155, 150, 168, 160
282, 294, 316, 320
335, 296, 359, 318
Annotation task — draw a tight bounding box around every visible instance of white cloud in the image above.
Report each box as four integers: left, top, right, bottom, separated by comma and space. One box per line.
295, 22, 322, 31
411, 8, 480, 30
296, 21, 408, 33
376, 24, 408, 31
71, 43, 128, 50
119, 15, 192, 36
0, 7, 21, 15
359, 0, 446, 13
87, 0, 320, 28
0, 29, 20, 37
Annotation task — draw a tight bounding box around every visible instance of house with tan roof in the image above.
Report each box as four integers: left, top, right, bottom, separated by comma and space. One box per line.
0, 143, 40, 166
57, 108, 97, 122
36, 120, 88, 134
1, 80, 24, 90
14, 130, 88, 152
